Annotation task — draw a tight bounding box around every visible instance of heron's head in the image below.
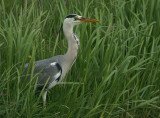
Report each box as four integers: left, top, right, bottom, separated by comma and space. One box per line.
64, 14, 99, 26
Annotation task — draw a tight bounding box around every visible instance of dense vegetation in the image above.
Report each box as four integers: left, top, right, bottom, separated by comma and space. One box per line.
0, 0, 160, 117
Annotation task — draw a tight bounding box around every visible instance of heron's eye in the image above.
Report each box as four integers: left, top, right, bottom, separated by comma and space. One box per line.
74, 16, 79, 20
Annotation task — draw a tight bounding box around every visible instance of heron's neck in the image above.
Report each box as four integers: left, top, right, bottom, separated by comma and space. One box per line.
63, 23, 79, 68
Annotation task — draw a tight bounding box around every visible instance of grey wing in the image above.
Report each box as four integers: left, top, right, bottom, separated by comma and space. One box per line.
25, 61, 62, 90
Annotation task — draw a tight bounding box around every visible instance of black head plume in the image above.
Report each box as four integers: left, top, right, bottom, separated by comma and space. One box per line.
66, 14, 77, 18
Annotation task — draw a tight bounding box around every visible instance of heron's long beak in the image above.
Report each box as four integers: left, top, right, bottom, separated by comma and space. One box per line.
78, 17, 99, 22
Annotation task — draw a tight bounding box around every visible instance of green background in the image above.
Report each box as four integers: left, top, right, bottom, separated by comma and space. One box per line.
0, 0, 160, 117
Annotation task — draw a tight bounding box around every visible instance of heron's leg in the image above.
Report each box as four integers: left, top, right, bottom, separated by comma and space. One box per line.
42, 90, 47, 109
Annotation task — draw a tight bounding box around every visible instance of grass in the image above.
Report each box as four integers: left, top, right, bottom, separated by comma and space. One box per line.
0, 0, 160, 117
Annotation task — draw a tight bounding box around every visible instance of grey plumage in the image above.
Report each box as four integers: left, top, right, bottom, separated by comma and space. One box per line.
25, 56, 63, 90
24, 14, 99, 108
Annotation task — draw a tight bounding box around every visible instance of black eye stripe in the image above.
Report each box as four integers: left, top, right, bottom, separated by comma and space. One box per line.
66, 14, 77, 18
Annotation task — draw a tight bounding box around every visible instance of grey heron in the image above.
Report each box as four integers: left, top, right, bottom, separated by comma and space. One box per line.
25, 14, 99, 108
